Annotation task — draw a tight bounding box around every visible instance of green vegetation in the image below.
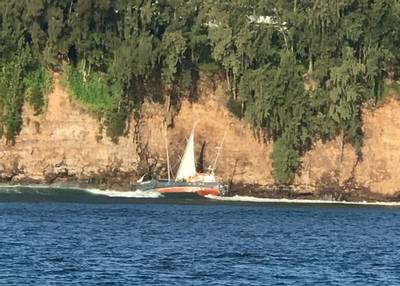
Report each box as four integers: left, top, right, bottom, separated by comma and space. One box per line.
383, 82, 400, 99
64, 67, 127, 142
1, 0, 400, 182
0, 49, 52, 143
66, 67, 119, 113
25, 64, 53, 114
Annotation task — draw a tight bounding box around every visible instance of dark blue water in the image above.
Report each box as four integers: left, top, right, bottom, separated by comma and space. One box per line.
1, 187, 400, 285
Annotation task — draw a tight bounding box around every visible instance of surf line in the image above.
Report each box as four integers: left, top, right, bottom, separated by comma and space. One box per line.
206, 195, 400, 207
0, 184, 162, 199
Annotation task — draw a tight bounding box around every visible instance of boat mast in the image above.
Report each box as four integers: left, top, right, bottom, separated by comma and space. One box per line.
211, 129, 227, 171
164, 123, 171, 181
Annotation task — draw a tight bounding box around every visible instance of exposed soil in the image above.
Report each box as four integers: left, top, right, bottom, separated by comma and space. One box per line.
1, 74, 400, 201
0, 73, 140, 188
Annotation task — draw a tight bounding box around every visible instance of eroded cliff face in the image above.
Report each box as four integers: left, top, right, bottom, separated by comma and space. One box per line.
0, 74, 140, 186
1, 74, 400, 196
136, 82, 273, 187
0, 74, 271, 189
355, 97, 400, 195
292, 95, 400, 196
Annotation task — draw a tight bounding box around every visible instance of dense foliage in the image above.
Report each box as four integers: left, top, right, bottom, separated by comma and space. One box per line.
1, 0, 399, 182
0, 48, 52, 143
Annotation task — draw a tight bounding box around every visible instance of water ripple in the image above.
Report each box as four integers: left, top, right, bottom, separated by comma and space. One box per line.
1, 188, 400, 285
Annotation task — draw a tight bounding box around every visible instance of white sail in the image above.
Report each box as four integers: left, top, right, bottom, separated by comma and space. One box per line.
175, 128, 196, 181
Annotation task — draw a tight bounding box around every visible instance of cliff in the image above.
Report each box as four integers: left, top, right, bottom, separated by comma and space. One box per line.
1, 74, 400, 199
0, 74, 139, 186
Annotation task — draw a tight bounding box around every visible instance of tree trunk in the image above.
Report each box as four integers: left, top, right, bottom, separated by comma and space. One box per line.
82, 58, 87, 82
233, 72, 237, 100
308, 51, 314, 74
226, 69, 231, 96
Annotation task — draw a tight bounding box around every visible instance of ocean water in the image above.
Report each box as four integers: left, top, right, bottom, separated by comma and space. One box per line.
0, 186, 400, 285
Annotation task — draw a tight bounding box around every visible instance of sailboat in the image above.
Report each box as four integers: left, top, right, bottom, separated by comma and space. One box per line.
134, 125, 227, 197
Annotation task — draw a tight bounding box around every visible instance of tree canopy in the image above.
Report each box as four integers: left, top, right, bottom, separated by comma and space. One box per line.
1, 0, 399, 182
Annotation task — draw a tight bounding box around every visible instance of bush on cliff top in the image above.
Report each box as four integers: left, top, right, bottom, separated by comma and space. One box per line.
24, 64, 53, 115
63, 66, 128, 142
0, 50, 52, 143
1, 0, 400, 183
65, 67, 119, 114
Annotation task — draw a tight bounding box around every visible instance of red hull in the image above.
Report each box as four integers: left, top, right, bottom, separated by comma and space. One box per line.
156, 186, 221, 197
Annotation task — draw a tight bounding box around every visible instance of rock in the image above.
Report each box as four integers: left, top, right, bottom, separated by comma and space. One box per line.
11, 174, 28, 183
0, 172, 12, 181
1, 72, 400, 198
147, 158, 156, 166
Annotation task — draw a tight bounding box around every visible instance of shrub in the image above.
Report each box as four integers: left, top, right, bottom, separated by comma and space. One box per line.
104, 108, 128, 143
24, 65, 53, 114
66, 67, 119, 113
270, 137, 300, 184
227, 96, 243, 118
0, 56, 25, 142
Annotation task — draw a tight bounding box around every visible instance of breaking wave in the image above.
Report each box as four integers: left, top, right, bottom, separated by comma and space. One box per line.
0, 184, 162, 202
84, 188, 162, 198
206, 195, 400, 207
2, 185, 399, 206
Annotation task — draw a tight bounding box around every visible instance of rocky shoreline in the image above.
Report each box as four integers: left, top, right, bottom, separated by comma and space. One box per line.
2, 76, 400, 202
1, 172, 399, 203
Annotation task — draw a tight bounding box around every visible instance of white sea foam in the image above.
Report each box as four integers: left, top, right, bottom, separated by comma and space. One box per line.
206, 195, 400, 207
0, 184, 53, 189
84, 188, 162, 198
0, 184, 162, 198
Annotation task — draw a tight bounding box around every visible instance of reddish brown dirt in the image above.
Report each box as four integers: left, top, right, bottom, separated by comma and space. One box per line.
0, 74, 139, 184
137, 79, 272, 187
1, 74, 400, 197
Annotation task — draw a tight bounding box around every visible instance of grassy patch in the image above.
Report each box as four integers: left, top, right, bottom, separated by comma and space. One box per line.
63, 65, 129, 142
382, 82, 400, 100
65, 67, 120, 114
